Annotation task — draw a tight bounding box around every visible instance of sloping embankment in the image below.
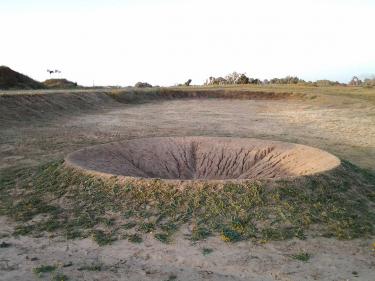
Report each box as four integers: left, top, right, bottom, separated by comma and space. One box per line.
0, 88, 302, 124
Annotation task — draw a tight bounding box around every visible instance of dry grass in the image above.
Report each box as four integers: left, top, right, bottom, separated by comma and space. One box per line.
1, 160, 374, 245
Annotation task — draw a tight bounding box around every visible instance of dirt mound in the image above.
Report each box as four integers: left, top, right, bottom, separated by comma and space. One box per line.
43, 78, 79, 89
0, 66, 45, 90
66, 137, 340, 181
0, 92, 118, 125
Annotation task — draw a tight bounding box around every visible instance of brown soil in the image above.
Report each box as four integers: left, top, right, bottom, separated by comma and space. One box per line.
66, 137, 340, 181
0, 66, 45, 90
43, 78, 79, 89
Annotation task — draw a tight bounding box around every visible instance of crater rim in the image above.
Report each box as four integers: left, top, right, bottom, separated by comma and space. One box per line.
65, 136, 341, 183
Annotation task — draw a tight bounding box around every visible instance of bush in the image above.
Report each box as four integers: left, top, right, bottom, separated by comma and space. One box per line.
205, 72, 260, 85
270, 76, 304, 84
134, 82, 152, 88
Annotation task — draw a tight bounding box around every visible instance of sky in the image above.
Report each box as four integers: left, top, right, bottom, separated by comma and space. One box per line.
1, 0, 374, 86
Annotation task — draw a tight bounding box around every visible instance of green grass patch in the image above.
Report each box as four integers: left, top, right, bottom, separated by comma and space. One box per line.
291, 251, 311, 262
33, 264, 57, 275
122, 221, 137, 229
127, 233, 143, 243
78, 264, 102, 271
138, 222, 155, 233
154, 232, 171, 243
220, 228, 243, 242
0, 160, 374, 245
92, 230, 116, 246
191, 226, 211, 241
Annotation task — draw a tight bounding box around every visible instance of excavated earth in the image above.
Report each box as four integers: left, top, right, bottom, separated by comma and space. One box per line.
65, 137, 341, 181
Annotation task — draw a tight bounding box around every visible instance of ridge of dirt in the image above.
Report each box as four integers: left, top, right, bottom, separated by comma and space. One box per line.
43, 78, 80, 89
0, 66, 45, 90
0, 89, 303, 126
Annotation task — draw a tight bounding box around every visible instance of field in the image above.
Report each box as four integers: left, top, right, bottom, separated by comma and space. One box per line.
0, 85, 375, 280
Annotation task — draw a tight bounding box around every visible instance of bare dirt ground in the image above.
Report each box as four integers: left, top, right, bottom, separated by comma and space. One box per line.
1, 97, 375, 171
1, 92, 375, 280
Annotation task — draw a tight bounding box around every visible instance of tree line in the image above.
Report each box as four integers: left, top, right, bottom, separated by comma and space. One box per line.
203, 72, 375, 87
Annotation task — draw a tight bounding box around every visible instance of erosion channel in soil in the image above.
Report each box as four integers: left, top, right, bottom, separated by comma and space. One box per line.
65, 137, 340, 181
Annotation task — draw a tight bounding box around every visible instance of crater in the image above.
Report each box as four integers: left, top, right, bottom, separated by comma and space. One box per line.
65, 137, 340, 181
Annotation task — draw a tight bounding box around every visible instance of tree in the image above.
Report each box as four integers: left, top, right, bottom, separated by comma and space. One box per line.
225, 72, 242, 84
204, 76, 228, 85
348, 76, 362, 86
135, 82, 152, 88
270, 76, 303, 84
236, 74, 250, 84
184, 79, 192, 86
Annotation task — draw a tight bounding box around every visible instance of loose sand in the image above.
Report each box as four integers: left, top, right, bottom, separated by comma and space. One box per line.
66, 137, 340, 181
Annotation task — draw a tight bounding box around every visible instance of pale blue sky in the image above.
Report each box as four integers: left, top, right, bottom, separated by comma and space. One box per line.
1, 0, 374, 86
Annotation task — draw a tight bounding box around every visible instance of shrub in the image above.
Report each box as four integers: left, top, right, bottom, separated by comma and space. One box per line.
134, 82, 152, 88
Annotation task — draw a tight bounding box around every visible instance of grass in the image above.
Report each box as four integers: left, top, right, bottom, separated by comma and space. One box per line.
155, 232, 172, 243
191, 226, 211, 241
127, 233, 143, 243
138, 222, 156, 233
220, 228, 243, 242
109, 84, 375, 105
33, 264, 57, 275
92, 230, 116, 246
122, 221, 137, 229
51, 273, 69, 281
0, 160, 374, 245
291, 252, 311, 262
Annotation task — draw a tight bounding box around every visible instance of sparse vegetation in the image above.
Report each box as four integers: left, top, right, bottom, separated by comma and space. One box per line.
155, 232, 172, 243
122, 221, 137, 229
51, 272, 69, 281
43, 79, 79, 89
33, 264, 57, 275
291, 252, 311, 262
0, 159, 374, 246
127, 233, 143, 243
92, 230, 117, 246
138, 222, 156, 233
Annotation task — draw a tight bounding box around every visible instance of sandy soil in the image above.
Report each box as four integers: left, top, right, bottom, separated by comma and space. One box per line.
66, 137, 340, 180
1, 216, 374, 281
1, 94, 375, 280
1, 98, 375, 172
